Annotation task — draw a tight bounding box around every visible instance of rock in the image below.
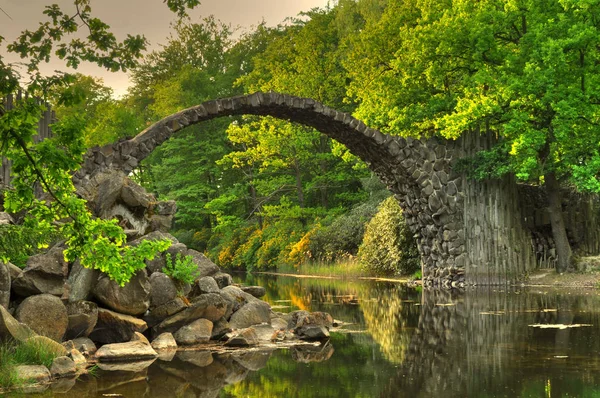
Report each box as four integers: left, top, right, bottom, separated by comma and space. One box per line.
219, 285, 259, 314
95, 335, 158, 362
130, 231, 178, 246
93, 269, 150, 316
292, 311, 334, 330
229, 301, 271, 330
250, 324, 277, 342
69, 348, 87, 371
211, 319, 232, 340
291, 342, 335, 363
193, 276, 220, 295
154, 293, 227, 334
28, 335, 68, 357
50, 356, 77, 378
151, 333, 177, 351
296, 325, 330, 340
67, 261, 99, 302
0, 305, 35, 342
15, 365, 51, 384
224, 328, 259, 347
12, 246, 67, 297
232, 350, 272, 371
15, 294, 68, 341
131, 331, 151, 344
50, 376, 77, 393
71, 337, 97, 357
173, 318, 213, 345
176, 350, 214, 368
271, 317, 288, 331
0, 262, 9, 309
96, 358, 156, 372
121, 178, 153, 208
185, 249, 219, 278
149, 272, 179, 308
213, 272, 233, 289
144, 297, 188, 327
0, 212, 15, 225
89, 308, 147, 344
7, 262, 22, 281
65, 300, 98, 340
240, 286, 266, 298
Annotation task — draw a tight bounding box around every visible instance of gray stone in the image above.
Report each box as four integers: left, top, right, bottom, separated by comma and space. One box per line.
176, 350, 213, 367
15, 294, 68, 341
224, 328, 259, 347
15, 365, 51, 384
121, 178, 153, 208
185, 249, 219, 278
89, 308, 147, 344
69, 348, 87, 371
291, 342, 335, 363
194, 276, 220, 295
27, 335, 68, 356
71, 337, 97, 357
213, 272, 233, 288
173, 318, 213, 345
292, 311, 334, 330
93, 269, 150, 316
7, 262, 22, 281
296, 325, 330, 340
0, 212, 15, 225
155, 293, 228, 334
144, 297, 188, 327
96, 339, 158, 362
149, 272, 178, 308
151, 332, 177, 351
232, 350, 272, 371
50, 356, 77, 378
65, 300, 98, 340
0, 261, 10, 309
211, 319, 232, 340
12, 246, 67, 297
220, 285, 259, 314
240, 286, 266, 298
229, 301, 271, 330
67, 261, 99, 302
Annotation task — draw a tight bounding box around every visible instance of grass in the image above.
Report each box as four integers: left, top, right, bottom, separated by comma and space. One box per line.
0, 338, 61, 389
277, 259, 367, 278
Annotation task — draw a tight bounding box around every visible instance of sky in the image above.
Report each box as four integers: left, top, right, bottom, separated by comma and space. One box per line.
1, 0, 331, 96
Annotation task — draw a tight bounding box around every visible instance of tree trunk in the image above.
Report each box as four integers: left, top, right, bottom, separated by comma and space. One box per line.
545, 172, 572, 273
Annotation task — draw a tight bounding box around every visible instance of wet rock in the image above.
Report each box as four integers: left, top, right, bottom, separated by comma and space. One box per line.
291, 342, 335, 363
93, 269, 150, 316
229, 300, 271, 330
96, 358, 156, 372
155, 293, 227, 334
71, 337, 97, 357
174, 318, 213, 345
0, 261, 10, 309
149, 272, 178, 308
240, 286, 266, 299
294, 311, 334, 330
95, 333, 158, 362
213, 272, 233, 289
151, 332, 177, 351
176, 350, 214, 368
185, 249, 219, 278
89, 308, 147, 344
50, 376, 77, 393
232, 350, 273, 371
69, 348, 87, 371
15, 294, 68, 341
65, 300, 98, 340
12, 246, 67, 297
0, 300, 35, 342
193, 276, 220, 295
67, 261, 99, 302
15, 365, 51, 384
50, 356, 77, 378
296, 325, 330, 340
224, 328, 259, 347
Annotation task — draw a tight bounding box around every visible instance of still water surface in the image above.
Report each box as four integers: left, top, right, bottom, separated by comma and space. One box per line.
11, 274, 600, 397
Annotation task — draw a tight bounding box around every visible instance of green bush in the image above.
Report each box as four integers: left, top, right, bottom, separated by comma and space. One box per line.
358, 197, 420, 276
163, 253, 200, 284
0, 338, 62, 388
0, 225, 62, 268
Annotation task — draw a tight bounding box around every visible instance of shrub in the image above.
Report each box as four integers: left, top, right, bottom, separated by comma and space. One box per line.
162, 253, 200, 284
0, 338, 62, 388
0, 225, 62, 268
358, 197, 420, 276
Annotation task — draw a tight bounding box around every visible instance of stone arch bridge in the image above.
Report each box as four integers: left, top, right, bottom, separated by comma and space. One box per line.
74, 92, 600, 287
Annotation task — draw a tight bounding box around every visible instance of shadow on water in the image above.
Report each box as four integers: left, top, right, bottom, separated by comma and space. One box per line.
9, 274, 600, 397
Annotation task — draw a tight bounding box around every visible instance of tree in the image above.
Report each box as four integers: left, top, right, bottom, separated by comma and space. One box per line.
347, 0, 600, 273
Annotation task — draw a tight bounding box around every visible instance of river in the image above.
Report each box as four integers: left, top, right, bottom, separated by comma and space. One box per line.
10, 273, 600, 397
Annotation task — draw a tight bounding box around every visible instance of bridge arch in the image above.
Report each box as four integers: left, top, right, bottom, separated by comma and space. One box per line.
74, 92, 512, 287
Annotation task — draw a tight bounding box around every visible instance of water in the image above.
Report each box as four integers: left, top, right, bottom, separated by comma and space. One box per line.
10, 274, 600, 397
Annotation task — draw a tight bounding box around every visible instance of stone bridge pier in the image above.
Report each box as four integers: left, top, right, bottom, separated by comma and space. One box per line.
73, 92, 599, 286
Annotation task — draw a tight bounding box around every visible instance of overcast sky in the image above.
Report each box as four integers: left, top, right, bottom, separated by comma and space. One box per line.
1, 0, 330, 96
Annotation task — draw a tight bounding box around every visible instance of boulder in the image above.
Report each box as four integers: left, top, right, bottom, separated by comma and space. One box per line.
12, 246, 67, 297
176, 350, 213, 368
224, 328, 259, 347
296, 325, 330, 340
229, 301, 271, 330
95, 337, 158, 362
0, 212, 15, 225
291, 342, 335, 363
146, 242, 187, 275
240, 286, 266, 299
173, 319, 213, 345
232, 350, 272, 371
69, 348, 87, 371
149, 272, 178, 308
67, 261, 99, 302
7, 262, 22, 281
271, 317, 288, 331
144, 297, 188, 327
211, 319, 232, 341
185, 249, 219, 278
50, 356, 77, 378
0, 305, 35, 342
293, 311, 334, 330
96, 358, 156, 372
27, 335, 68, 356
151, 333, 177, 351
121, 178, 153, 208
65, 300, 98, 340
0, 261, 10, 309
89, 308, 147, 344
154, 293, 227, 334
212, 272, 233, 289
15, 365, 51, 384
93, 269, 150, 316
15, 294, 68, 341
193, 276, 220, 295
71, 337, 97, 357
219, 285, 259, 316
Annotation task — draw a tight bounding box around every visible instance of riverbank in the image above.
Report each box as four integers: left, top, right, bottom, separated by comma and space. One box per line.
255, 271, 412, 284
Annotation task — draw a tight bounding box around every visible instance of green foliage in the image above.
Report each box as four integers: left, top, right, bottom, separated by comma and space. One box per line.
0, 338, 62, 388
163, 253, 200, 284
0, 225, 62, 268
358, 197, 419, 276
